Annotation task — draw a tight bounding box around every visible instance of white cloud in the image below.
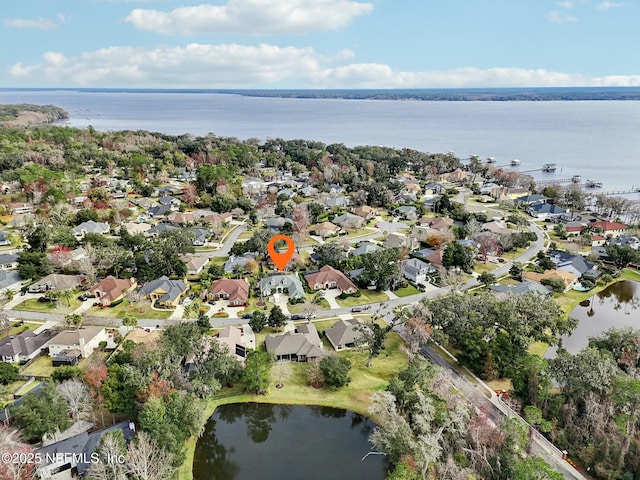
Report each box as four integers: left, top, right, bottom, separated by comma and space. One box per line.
597, 1, 622, 10
1, 16, 61, 30
557, 1, 575, 8
8, 43, 640, 88
547, 9, 578, 23
125, 0, 374, 35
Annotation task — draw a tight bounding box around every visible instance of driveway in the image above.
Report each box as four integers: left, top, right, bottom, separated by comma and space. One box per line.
322, 290, 341, 309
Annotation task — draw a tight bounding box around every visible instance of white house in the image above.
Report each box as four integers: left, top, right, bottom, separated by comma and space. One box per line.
46, 326, 109, 359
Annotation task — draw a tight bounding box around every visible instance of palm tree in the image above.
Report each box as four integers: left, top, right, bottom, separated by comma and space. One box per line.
122, 314, 138, 331
58, 289, 74, 307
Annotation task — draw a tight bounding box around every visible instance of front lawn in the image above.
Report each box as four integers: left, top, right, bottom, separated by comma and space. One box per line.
393, 285, 420, 297
177, 332, 409, 480
13, 297, 82, 314
336, 290, 389, 307
6, 321, 42, 336
287, 294, 331, 313
87, 300, 173, 320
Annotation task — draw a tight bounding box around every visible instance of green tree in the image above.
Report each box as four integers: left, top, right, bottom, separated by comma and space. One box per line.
0, 361, 19, 385
121, 314, 138, 331
11, 382, 72, 442
101, 363, 139, 418
64, 313, 83, 329
356, 321, 392, 368
51, 366, 83, 383
249, 310, 267, 333
605, 244, 640, 269
523, 405, 552, 453
510, 456, 564, 480
268, 305, 287, 331
243, 351, 272, 395
27, 224, 49, 253
359, 247, 402, 290
509, 261, 523, 280
17, 251, 52, 280
478, 271, 497, 286
319, 355, 352, 389
196, 310, 211, 332
442, 241, 475, 273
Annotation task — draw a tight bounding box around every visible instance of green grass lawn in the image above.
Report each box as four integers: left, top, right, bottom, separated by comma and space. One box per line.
501, 248, 526, 260
21, 355, 54, 377
393, 285, 420, 298
528, 341, 549, 357
336, 290, 388, 307
13, 297, 82, 314
87, 300, 173, 320
287, 294, 331, 313
177, 332, 409, 480
474, 261, 499, 274
6, 321, 42, 336
209, 256, 228, 266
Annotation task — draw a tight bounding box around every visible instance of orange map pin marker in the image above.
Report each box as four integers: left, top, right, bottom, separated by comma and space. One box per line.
267, 234, 295, 271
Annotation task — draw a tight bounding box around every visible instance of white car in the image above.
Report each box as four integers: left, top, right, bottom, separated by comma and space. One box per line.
183, 298, 193, 306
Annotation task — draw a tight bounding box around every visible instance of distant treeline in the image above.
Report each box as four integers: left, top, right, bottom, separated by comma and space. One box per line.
224, 87, 640, 101
0, 103, 68, 123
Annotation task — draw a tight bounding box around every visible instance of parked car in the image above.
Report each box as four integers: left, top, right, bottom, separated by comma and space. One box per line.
351, 306, 370, 313
241, 313, 253, 319
78, 294, 88, 301
208, 300, 217, 306
183, 298, 193, 306
290, 314, 306, 320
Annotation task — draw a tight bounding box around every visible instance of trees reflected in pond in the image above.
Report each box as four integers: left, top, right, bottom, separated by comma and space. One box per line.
193, 403, 386, 480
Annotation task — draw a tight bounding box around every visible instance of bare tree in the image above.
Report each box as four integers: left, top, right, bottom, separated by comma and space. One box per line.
306, 362, 324, 387
126, 431, 176, 480
0, 426, 37, 480
57, 380, 92, 422
0, 310, 10, 335
274, 360, 292, 388
85, 431, 128, 480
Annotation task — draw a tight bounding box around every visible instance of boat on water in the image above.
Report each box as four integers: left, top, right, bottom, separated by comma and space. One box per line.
585, 180, 603, 188
571, 175, 582, 183
511, 159, 521, 166
487, 157, 496, 163
542, 163, 557, 172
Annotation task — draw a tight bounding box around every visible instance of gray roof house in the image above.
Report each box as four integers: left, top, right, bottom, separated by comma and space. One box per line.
224, 254, 256, 274
0, 269, 21, 290
37, 421, 136, 479
265, 217, 293, 232
139, 276, 188, 307
265, 323, 325, 362
327, 196, 351, 209
191, 227, 210, 246
403, 258, 436, 284
259, 274, 306, 300
0, 231, 11, 246
395, 205, 418, 220
0, 253, 19, 269
146, 223, 179, 237
72, 220, 110, 238
28, 274, 85, 293
332, 213, 364, 229
0, 328, 56, 363
549, 250, 600, 278
325, 319, 366, 351
491, 281, 552, 297
148, 204, 173, 218
350, 241, 382, 257
528, 203, 566, 220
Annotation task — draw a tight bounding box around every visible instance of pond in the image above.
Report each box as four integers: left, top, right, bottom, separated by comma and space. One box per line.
545, 280, 640, 358
193, 403, 387, 480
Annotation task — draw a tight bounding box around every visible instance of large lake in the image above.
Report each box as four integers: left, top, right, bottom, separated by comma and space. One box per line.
545, 280, 640, 357
193, 403, 387, 480
0, 89, 639, 193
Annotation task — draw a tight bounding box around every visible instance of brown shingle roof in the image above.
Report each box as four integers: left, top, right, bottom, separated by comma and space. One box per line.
208, 278, 250, 304
304, 265, 357, 293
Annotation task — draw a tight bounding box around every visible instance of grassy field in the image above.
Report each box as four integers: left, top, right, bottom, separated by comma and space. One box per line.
393, 285, 420, 298
336, 290, 388, 307
21, 355, 55, 377
177, 332, 409, 480
13, 297, 82, 314
287, 294, 331, 313
87, 300, 173, 320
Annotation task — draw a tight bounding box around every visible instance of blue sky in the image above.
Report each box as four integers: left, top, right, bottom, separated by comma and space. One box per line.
1, 0, 639, 88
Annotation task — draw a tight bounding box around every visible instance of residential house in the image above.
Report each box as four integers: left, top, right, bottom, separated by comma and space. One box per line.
548, 250, 599, 279
36, 421, 136, 480
425, 249, 445, 269
411, 226, 440, 244
0, 269, 21, 290
332, 213, 364, 229
528, 203, 567, 220
158, 195, 181, 210
0, 253, 18, 269
28, 274, 85, 293
491, 282, 552, 298
121, 222, 152, 236
522, 270, 578, 292
424, 182, 447, 196
135, 197, 158, 210
395, 193, 417, 204
46, 326, 110, 359
325, 319, 366, 351
352, 205, 378, 220
412, 247, 436, 260
403, 258, 436, 284
259, 274, 306, 300
564, 222, 587, 237
0, 328, 56, 363
166, 212, 195, 225
422, 216, 454, 232
181, 255, 210, 275
482, 220, 511, 236
300, 186, 318, 197
401, 182, 422, 196
309, 221, 341, 238
265, 217, 293, 232
215, 324, 255, 360
139, 276, 188, 308
277, 188, 296, 199
480, 183, 501, 196
265, 323, 325, 362
242, 177, 267, 194
148, 204, 173, 218
516, 194, 550, 206
395, 205, 418, 221
73, 220, 110, 239
206, 278, 250, 306
0, 231, 11, 246
589, 220, 628, 238
384, 232, 420, 251
8, 202, 34, 214
89, 276, 137, 307
608, 235, 640, 250
350, 241, 382, 257
442, 169, 469, 184
146, 223, 179, 237
224, 254, 256, 274
304, 265, 358, 294
326, 196, 351, 209
191, 227, 210, 246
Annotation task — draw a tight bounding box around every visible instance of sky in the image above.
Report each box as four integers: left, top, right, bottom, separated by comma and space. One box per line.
1, 0, 640, 89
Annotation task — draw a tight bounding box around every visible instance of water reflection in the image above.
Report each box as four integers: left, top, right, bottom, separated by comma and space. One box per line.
193, 403, 386, 480
545, 281, 640, 357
